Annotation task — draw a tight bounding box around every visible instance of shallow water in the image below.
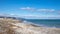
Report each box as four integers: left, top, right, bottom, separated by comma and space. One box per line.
25, 19, 60, 28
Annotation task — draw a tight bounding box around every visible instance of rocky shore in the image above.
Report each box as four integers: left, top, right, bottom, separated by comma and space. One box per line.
0, 18, 60, 34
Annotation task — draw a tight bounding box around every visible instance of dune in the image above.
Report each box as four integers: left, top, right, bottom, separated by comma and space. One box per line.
0, 18, 60, 34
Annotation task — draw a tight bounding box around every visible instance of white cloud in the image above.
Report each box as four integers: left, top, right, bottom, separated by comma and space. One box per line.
57, 10, 60, 14
20, 7, 35, 11
9, 14, 19, 17
20, 7, 55, 12
37, 9, 55, 12
19, 15, 60, 19
10, 14, 16, 16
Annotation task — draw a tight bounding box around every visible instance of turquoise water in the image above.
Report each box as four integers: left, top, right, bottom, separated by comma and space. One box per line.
25, 19, 60, 28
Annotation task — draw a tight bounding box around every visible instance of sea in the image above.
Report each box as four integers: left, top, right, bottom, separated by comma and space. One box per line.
24, 19, 60, 28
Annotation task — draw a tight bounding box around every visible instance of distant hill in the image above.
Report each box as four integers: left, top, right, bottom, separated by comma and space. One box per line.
0, 15, 25, 21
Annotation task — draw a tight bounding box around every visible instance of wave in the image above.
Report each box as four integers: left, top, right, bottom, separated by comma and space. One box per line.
22, 20, 59, 28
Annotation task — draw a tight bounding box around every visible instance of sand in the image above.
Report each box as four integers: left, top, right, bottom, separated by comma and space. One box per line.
0, 18, 60, 34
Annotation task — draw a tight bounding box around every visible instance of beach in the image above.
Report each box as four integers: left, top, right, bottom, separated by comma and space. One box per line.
0, 18, 60, 34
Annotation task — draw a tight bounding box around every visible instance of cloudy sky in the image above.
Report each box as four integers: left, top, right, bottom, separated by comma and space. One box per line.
0, 0, 60, 19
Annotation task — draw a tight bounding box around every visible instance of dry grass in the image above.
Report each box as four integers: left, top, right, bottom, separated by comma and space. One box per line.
0, 18, 20, 34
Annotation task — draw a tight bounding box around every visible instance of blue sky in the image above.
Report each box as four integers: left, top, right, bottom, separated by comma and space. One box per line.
0, 0, 60, 19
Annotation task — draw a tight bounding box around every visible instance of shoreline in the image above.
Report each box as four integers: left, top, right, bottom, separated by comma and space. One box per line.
23, 20, 60, 28
0, 18, 60, 34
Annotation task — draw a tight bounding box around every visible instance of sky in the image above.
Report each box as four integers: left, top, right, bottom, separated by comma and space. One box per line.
0, 0, 60, 19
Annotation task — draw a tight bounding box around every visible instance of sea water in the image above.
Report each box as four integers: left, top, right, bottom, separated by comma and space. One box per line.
25, 19, 60, 28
